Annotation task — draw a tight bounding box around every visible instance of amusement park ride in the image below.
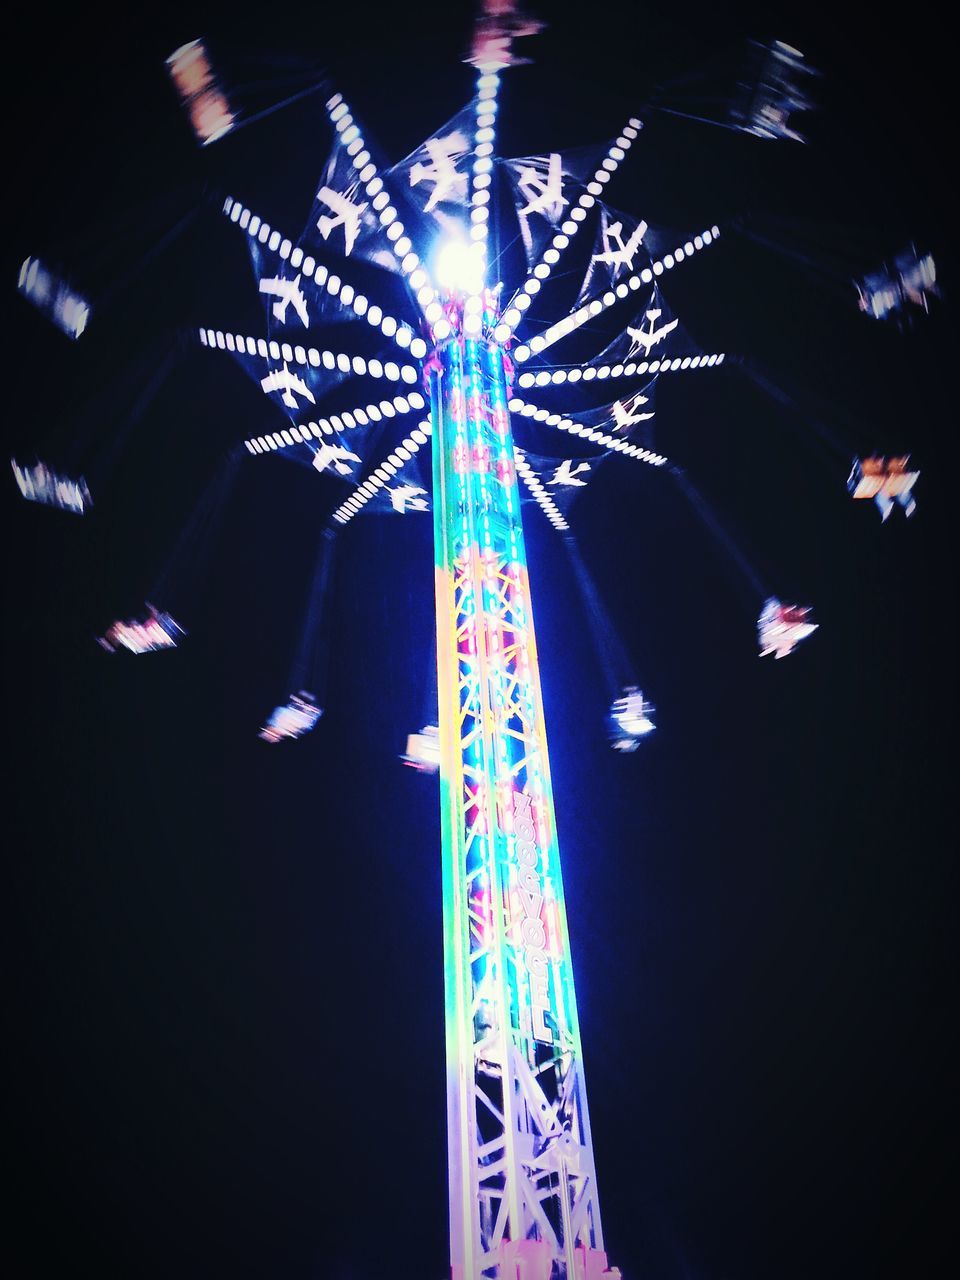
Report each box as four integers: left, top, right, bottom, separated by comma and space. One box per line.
12, 4, 936, 1278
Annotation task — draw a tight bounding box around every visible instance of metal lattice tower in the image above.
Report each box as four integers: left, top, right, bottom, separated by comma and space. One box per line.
431, 315, 612, 1280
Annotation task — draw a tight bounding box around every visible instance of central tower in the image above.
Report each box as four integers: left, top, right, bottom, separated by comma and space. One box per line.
430, 292, 618, 1280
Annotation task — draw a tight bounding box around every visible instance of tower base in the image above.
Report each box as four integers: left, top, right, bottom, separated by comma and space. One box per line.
453, 1240, 621, 1280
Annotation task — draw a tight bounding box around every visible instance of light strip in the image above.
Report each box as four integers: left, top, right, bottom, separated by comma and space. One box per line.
506, 396, 669, 467
514, 448, 570, 531
222, 195, 427, 359
515, 351, 726, 388
197, 326, 421, 384
242, 391, 427, 452
460, 71, 501, 341
322, 95, 442, 333
331, 419, 433, 524
512, 226, 722, 362
498, 118, 643, 341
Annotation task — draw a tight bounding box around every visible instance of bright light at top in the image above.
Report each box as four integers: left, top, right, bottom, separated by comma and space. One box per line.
434, 237, 485, 297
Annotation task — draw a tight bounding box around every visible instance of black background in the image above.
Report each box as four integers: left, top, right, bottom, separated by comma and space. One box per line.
5, 3, 954, 1277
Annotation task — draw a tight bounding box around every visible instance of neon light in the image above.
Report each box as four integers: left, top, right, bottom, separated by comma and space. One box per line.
431, 323, 604, 1277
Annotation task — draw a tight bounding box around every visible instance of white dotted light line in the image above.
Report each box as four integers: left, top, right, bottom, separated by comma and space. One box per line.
513, 225, 722, 363
507, 396, 669, 467
243, 391, 427, 454
221, 195, 427, 359
197, 326, 421, 384
514, 448, 569, 531
516, 351, 726, 388
331, 420, 433, 524
498, 118, 643, 342
459, 71, 501, 342
323, 95, 443, 333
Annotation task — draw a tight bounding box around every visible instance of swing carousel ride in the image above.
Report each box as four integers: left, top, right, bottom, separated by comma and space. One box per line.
8, 3, 946, 1278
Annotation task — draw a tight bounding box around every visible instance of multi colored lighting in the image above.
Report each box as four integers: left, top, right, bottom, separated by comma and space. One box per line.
429, 292, 610, 1278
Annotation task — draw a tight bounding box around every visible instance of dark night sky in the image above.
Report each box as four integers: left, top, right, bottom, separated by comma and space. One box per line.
5, 3, 955, 1278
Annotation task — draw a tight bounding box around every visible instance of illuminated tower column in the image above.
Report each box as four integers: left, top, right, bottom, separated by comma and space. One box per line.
430, 300, 617, 1280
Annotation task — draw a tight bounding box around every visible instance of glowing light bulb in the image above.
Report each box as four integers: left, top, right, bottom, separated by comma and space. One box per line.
435, 237, 485, 296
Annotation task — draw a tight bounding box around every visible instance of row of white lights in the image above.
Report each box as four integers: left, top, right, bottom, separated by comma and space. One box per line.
515, 351, 726, 388
513, 226, 722, 363
507, 396, 669, 467
460, 72, 502, 340
198, 327, 419, 383
222, 195, 427, 358
331, 421, 433, 525
243, 390, 426, 455
498, 118, 643, 342
323, 95, 445, 334
514, 449, 570, 532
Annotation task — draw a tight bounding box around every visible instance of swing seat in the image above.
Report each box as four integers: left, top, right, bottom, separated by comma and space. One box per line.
12, 458, 92, 514
609, 687, 656, 748
258, 692, 321, 743
402, 724, 441, 771
99, 607, 184, 655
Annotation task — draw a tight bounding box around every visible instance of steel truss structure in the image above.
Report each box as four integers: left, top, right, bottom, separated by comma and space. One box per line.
432, 316, 611, 1280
